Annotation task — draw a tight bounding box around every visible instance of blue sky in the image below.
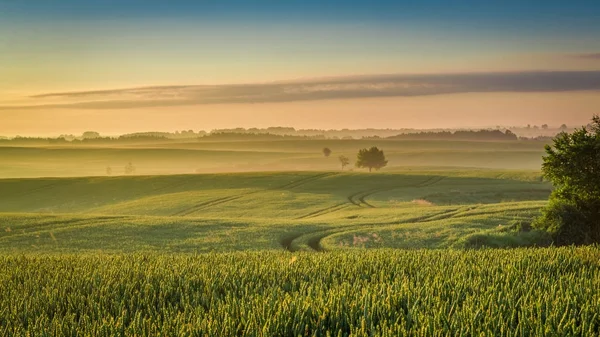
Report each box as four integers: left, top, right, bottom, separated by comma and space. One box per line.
2, 1, 599, 22
1, 1, 600, 134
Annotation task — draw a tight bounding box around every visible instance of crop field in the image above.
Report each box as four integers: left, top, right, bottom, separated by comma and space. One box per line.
1, 248, 599, 336
0, 170, 551, 253
2, 140, 596, 336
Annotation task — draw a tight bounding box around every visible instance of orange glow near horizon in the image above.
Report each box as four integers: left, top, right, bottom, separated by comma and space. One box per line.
2, 91, 599, 137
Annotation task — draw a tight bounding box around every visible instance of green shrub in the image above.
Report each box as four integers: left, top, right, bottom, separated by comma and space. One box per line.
534, 115, 600, 245
534, 197, 600, 245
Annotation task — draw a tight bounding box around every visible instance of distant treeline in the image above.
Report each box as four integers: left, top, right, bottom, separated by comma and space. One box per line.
200, 132, 326, 141
1, 128, 554, 145
119, 130, 207, 139
0, 135, 173, 145
212, 127, 444, 139
384, 129, 518, 141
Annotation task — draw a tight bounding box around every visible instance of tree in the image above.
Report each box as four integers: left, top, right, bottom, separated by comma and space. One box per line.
505, 130, 516, 138
541, 124, 549, 130
560, 124, 568, 131
355, 147, 388, 172
322, 147, 332, 157
124, 162, 136, 175
338, 155, 350, 170
82, 131, 100, 139
533, 115, 600, 245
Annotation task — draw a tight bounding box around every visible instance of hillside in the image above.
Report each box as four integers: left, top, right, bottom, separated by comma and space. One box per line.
0, 170, 551, 253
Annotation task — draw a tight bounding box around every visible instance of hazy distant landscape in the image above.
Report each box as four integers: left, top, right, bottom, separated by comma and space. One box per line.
2, 0, 600, 335
0, 127, 555, 178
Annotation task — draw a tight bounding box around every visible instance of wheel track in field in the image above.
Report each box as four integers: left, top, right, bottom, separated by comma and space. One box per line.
295, 175, 446, 220
295, 203, 351, 220
0, 216, 127, 240
305, 204, 481, 251
349, 175, 445, 208
171, 195, 245, 216
274, 172, 336, 190
359, 176, 446, 207
286, 202, 522, 252
298, 207, 461, 252
171, 172, 338, 217
291, 193, 478, 252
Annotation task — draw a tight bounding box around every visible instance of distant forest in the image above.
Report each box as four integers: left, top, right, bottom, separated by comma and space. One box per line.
0, 126, 562, 145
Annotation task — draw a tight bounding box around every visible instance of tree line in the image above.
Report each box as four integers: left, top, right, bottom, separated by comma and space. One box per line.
1, 128, 530, 145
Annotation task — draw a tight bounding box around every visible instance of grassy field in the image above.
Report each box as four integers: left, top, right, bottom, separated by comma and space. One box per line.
1, 248, 599, 336
0, 170, 551, 253
0, 138, 547, 177
4, 139, 594, 336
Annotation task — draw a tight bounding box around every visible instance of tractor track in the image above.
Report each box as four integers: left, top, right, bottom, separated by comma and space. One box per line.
295, 203, 350, 220
274, 172, 336, 190
171, 172, 338, 217
288, 202, 465, 252
171, 195, 245, 217
294, 175, 447, 220
348, 175, 446, 208
0, 216, 125, 240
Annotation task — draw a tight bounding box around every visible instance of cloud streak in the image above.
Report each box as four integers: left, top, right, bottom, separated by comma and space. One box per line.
575, 53, 600, 59
3, 70, 600, 110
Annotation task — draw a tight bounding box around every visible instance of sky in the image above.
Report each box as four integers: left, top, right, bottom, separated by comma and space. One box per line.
1, 0, 600, 136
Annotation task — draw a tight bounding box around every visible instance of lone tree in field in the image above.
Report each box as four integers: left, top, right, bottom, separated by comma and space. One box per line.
124, 162, 136, 175
338, 155, 350, 170
533, 115, 600, 245
322, 147, 332, 157
355, 147, 387, 172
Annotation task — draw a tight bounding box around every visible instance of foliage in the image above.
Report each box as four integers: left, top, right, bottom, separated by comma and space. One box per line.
386, 129, 518, 141
338, 155, 350, 170
356, 147, 388, 172
535, 115, 600, 245
124, 162, 136, 175
82, 131, 101, 139
322, 147, 332, 157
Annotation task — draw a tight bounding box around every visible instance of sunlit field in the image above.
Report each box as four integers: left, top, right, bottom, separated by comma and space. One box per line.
1, 248, 599, 336
4, 138, 597, 336
3, 0, 600, 334
0, 170, 551, 253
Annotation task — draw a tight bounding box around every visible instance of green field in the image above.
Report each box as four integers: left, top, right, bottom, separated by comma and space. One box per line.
0, 170, 551, 253
1, 248, 599, 336
2, 139, 599, 336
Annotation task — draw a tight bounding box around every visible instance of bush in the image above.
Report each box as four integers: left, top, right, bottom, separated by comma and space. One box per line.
534, 198, 600, 246
533, 115, 600, 245
458, 221, 551, 249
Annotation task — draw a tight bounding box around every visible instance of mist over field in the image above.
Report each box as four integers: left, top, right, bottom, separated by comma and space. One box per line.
1, 0, 600, 335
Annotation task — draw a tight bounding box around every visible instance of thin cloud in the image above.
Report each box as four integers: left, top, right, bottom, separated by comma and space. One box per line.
575, 53, 600, 59
2, 70, 600, 110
